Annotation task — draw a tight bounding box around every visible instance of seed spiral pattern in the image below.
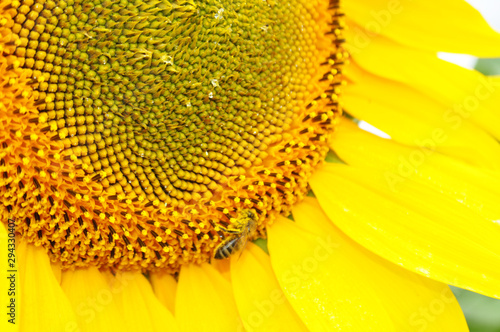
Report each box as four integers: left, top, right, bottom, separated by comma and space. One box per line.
0, 0, 346, 272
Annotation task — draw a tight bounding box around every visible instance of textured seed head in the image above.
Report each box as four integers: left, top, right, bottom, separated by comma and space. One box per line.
0, 0, 345, 272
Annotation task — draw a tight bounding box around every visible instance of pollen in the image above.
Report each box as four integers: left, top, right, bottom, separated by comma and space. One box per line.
0, 0, 345, 273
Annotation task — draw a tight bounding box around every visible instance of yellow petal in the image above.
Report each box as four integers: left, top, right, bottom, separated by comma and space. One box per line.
269, 215, 394, 331
17, 241, 79, 332
344, 0, 500, 56
176, 263, 241, 331
294, 198, 469, 331
0, 223, 19, 332
60, 267, 126, 331
346, 36, 500, 142
212, 258, 232, 283
345, 62, 500, 146
104, 271, 178, 332
310, 163, 500, 299
268, 201, 468, 331
50, 262, 62, 285
330, 119, 500, 222
230, 242, 307, 332
150, 272, 178, 314
343, 92, 500, 168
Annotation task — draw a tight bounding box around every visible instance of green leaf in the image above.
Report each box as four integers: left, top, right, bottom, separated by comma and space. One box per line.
453, 287, 500, 332
475, 58, 500, 76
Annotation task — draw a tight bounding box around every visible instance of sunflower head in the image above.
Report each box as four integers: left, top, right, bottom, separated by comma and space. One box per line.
0, 0, 345, 273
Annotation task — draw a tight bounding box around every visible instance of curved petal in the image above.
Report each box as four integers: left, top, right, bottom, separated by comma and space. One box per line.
346, 32, 500, 118
310, 162, 500, 299
212, 259, 232, 283
176, 263, 241, 331
268, 199, 468, 331
60, 267, 126, 331
150, 272, 178, 314
346, 38, 500, 145
330, 120, 500, 222
345, 0, 500, 56
345, 62, 500, 144
17, 241, 78, 331
269, 214, 395, 331
294, 197, 469, 331
230, 242, 307, 331
104, 271, 178, 332
51, 262, 62, 285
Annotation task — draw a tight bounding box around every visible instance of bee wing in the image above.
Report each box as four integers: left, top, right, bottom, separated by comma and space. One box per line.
236, 228, 252, 260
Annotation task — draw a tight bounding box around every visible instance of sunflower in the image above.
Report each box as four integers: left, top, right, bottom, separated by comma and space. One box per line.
1, 0, 500, 330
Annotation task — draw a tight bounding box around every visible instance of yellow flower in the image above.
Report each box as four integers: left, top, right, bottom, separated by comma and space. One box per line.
1, 0, 500, 331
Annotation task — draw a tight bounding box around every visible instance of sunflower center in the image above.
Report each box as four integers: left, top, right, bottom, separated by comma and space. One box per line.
0, 0, 345, 272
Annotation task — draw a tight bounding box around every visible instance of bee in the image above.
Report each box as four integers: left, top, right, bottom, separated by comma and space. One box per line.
214, 209, 258, 260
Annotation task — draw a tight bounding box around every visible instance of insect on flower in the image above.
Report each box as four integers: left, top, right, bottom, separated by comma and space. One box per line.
214, 209, 258, 260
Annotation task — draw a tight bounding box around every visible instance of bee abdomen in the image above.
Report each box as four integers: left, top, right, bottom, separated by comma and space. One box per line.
214, 236, 243, 260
